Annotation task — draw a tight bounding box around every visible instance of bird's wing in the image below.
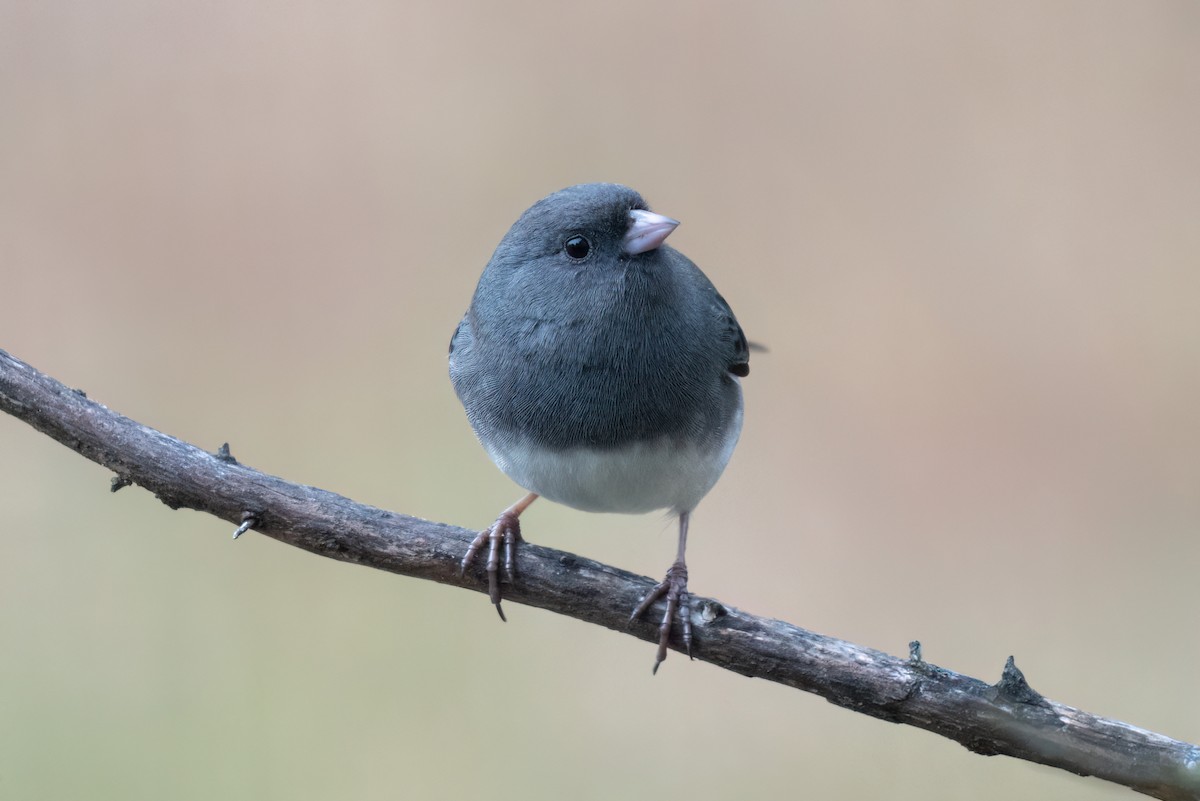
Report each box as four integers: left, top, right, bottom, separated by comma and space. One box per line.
715, 290, 750, 378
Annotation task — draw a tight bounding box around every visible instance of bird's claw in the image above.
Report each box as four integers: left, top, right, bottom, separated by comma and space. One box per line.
460, 510, 523, 621
630, 560, 692, 674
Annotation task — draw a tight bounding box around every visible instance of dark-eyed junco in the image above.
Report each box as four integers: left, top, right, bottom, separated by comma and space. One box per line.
449, 183, 748, 672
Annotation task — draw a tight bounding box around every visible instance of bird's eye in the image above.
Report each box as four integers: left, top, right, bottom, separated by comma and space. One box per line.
564, 235, 591, 260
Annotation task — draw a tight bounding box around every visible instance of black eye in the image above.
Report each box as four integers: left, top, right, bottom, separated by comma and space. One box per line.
564, 235, 591, 260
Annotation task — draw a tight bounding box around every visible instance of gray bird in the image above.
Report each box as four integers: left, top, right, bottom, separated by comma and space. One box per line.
449, 183, 749, 672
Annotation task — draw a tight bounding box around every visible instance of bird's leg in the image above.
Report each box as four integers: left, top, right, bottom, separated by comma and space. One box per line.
460, 492, 538, 621
630, 511, 692, 674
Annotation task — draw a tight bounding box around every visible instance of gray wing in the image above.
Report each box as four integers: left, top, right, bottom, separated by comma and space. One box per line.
714, 289, 750, 378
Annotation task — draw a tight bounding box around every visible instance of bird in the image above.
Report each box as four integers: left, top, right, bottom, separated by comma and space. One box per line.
449, 183, 749, 672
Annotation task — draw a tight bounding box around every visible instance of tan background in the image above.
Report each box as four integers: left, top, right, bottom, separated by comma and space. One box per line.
3, 2, 1199, 799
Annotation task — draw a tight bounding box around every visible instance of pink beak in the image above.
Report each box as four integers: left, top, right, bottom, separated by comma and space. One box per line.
622, 209, 680, 255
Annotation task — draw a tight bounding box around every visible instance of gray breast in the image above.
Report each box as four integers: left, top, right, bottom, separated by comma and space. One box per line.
450, 261, 741, 452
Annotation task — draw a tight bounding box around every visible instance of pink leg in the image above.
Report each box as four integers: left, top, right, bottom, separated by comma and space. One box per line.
630, 511, 693, 674
460, 492, 538, 621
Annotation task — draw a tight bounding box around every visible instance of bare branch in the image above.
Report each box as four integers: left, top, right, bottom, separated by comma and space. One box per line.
2, 347, 1198, 800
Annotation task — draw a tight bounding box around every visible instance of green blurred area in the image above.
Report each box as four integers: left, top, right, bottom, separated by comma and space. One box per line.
3, 2, 1199, 799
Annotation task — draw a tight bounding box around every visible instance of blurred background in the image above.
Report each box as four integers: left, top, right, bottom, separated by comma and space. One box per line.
2, 2, 1198, 799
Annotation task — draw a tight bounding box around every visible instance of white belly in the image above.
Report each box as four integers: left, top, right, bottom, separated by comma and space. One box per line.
482, 404, 743, 515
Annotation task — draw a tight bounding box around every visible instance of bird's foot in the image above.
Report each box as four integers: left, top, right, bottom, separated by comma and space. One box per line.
630, 560, 691, 674
460, 509, 523, 622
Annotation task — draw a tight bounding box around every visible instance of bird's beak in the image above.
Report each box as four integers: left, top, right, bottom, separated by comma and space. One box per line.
623, 209, 680, 255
